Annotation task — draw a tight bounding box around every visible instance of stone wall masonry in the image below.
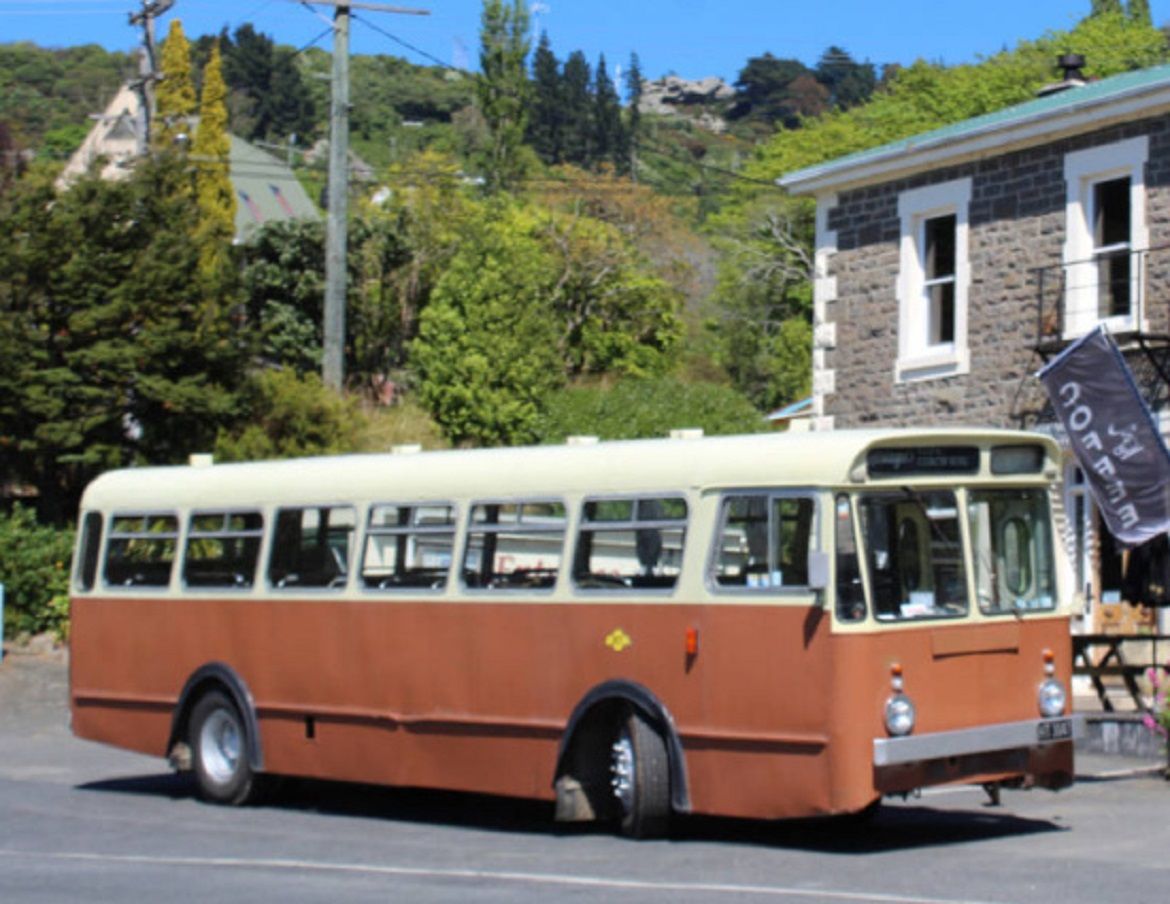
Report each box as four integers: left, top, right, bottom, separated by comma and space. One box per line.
821, 113, 1170, 430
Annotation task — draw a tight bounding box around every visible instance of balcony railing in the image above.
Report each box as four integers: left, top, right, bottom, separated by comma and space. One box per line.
1032, 244, 1170, 355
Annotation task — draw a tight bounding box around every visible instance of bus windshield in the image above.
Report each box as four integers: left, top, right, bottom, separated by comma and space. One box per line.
858, 489, 967, 622
968, 487, 1057, 614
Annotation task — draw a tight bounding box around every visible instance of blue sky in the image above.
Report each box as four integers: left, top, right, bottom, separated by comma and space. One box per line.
3, 1, 1167, 83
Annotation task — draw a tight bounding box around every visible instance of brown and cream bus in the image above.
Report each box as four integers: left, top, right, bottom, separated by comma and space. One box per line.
69, 428, 1081, 837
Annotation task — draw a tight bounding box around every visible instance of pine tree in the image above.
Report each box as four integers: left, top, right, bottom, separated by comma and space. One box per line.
592, 55, 624, 170
561, 51, 592, 166
476, 0, 531, 190
528, 31, 563, 163
625, 52, 643, 178
192, 43, 236, 275
155, 19, 196, 150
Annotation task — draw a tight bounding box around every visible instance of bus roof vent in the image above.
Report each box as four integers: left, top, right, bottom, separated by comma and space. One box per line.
391, 443, 423, 455
669, 428, 704, 440
188, 453, 214, 468
566, 435, 599, 446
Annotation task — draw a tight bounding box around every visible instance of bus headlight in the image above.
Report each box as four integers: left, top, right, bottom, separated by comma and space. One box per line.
1038, 679, 1067, 717
885, 693, 916, 736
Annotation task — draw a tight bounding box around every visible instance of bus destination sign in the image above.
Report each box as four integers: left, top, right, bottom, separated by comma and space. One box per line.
867, 446, 980, 477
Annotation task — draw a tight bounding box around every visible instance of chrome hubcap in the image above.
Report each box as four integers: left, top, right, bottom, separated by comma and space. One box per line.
199, 708, 241, 785
610, 729, 634, 814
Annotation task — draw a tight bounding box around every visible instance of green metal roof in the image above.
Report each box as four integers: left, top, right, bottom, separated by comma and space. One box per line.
230, 135, 320, 241
781, 63, 1170, 192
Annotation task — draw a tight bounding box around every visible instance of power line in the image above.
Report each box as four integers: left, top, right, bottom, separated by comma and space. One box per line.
351, 11, 459, 73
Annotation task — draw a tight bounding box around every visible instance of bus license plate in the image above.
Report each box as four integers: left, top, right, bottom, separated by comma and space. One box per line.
1037, 719, 1072, 742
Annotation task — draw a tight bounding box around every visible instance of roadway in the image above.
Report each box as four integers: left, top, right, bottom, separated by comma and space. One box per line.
2, 649, 1169, 903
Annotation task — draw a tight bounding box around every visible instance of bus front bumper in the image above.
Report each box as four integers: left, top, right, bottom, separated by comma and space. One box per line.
872, 715, 1084, 793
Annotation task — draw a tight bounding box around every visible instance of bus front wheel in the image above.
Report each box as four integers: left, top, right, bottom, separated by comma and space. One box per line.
189, 690, 260, 806
610, 709, 670, 839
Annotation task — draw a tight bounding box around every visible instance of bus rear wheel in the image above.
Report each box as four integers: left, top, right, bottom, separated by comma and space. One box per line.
189, 690, 260, 806
610, 709, 670, 839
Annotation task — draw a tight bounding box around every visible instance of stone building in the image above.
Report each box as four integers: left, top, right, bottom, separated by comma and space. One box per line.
780, 61, 1170, 633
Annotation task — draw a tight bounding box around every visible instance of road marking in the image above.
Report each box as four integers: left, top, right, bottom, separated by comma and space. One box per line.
0, 849, 1001, 903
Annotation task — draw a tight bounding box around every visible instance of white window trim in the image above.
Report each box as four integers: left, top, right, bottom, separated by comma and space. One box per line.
1062, 136, 1149, 338
895, 178, 972, 383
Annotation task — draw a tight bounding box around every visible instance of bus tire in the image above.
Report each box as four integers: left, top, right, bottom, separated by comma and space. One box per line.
610, 709, 671, 839
189, 690, 260, 806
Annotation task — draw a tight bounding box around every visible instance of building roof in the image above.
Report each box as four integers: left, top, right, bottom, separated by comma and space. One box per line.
780, 63, 1170, 196
229, 135, 319, 241
59, 84, 319, 240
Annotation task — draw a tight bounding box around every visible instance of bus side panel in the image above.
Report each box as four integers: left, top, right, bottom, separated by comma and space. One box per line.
70, 594, 836, 820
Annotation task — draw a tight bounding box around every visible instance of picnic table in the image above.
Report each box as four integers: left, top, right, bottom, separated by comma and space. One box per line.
1071, 633, 1170, 712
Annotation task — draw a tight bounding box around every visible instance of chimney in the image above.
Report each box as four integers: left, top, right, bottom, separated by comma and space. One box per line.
1037, 54, 1087, 98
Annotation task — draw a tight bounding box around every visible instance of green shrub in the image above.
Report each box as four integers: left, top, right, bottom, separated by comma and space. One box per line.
0, 504, 74, 640
213, 369, 367, 461
536, 377, 766, 443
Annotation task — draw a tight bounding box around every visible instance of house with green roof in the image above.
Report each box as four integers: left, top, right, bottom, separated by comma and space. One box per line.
780, 58, 1170, 634
60, 84, 319, 242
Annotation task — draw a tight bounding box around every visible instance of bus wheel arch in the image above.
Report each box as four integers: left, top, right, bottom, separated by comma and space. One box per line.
553, 680, 689, 835
167, 663, 264, 783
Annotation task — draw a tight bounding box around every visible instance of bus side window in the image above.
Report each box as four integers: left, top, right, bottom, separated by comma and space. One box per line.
574, 497, 687, 591
835, 495, 866, 622
712, 494, 815, 590
362, 503, 455, 590
462, 501, 566, 590
269, 506, 356, 589
184, 512, 264, 589
104, 514, 179, 588
75, 511, 103, 592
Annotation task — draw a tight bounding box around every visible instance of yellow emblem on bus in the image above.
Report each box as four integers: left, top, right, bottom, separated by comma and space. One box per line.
605, 628, 632, 652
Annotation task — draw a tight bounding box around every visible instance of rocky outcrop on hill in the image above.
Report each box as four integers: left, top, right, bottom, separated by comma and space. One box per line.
638, 75, 734, 133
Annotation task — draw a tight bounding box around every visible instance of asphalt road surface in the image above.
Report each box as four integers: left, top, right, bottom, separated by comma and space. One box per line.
2, 648, 1170, 904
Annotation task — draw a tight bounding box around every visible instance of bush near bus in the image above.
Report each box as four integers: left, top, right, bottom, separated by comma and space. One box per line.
0, 504, 73, 640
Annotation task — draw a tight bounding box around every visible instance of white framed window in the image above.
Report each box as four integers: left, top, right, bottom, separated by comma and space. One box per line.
895, 178, 971, 382
1063, 136, 1148, 337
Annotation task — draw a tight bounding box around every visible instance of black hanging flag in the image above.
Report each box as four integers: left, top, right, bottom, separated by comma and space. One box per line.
1038, 325, 1170, 547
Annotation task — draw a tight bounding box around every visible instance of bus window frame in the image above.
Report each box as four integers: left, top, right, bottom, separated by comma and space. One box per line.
705, 489, 820, 596
181, 509, 265, 592
360, 501, 458, 593
460, 498, 568, 594
266, 503, 358, 593
571, 493, 689, 595
102, 510, 181, 591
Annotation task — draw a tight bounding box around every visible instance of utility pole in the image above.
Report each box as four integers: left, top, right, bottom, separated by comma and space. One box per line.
128, 0, 175, 156
296, 1, 429, 392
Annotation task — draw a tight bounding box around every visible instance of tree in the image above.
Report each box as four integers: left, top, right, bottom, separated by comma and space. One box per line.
708, 198, 815, 410
155, 19, 196, 149
814, 46, 876, 111
1092, 0, 1124, 15
528, 31, 563, 163
625, 52, 643, 176
730, 53, 816, 126
214, 368, 365, 461
240, 219, 325, 374
411, 207, 563, 446
560, 51, 592, 165
0, 159, 246, 521
592, 55, 625, 170
191, 43, 236, 275
1128, 0, 1152, 25
476, 0, 531, 190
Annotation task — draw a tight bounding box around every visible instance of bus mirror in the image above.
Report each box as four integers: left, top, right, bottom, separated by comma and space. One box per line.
807, 551, 830, 594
